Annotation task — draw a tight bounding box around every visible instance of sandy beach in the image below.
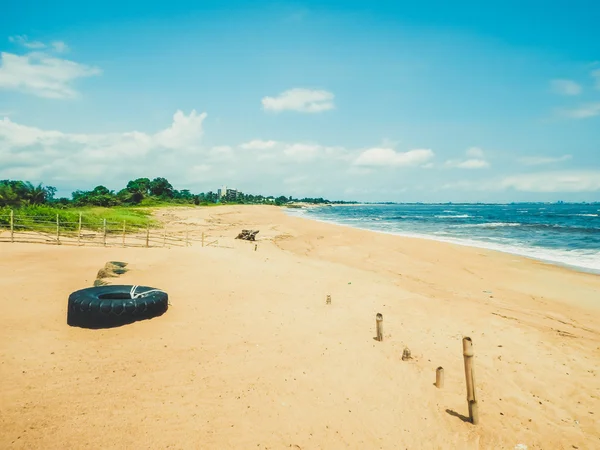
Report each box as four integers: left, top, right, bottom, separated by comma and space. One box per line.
1, 205, 599, 449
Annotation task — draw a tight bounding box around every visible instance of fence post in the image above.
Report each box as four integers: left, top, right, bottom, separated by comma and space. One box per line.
146, 223, 150, 248
56, 214, 60, 244
10, 209, 14, 243
122, 220, 126, 247
103, 219, 107, 247
463, 337, 479, 424
78, 213, 82, 246
376, 313, 384, 342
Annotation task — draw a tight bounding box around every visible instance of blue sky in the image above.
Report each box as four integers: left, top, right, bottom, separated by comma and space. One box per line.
1, 0, 599, 202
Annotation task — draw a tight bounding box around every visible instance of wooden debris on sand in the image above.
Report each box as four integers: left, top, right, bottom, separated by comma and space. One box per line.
236, 230, 259, 241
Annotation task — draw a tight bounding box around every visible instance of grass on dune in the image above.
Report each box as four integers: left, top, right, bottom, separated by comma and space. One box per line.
0, 205, 159, 231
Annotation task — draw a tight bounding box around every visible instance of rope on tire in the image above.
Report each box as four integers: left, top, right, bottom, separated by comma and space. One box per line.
130, 285, 166, 300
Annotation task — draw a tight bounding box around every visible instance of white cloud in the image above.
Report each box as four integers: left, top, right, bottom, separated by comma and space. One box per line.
550, 79, 582, 96
591, 69, 600, 90
518, 155, 572, 165
240, 139, 278, 150
0, 110, 207, 185
262, 88, 334, 113
466, 147, 484, 158
560, 102, 600, 119
283, 143, 320, 162
9, 35, 46, 49
445, 147, 490, 169
51, 41, 69, 53
500, 171, 600, 193
443, 171, 600, 193
0, 51, 101, 98
354, 148, 434, 167
446, 159, 490, 169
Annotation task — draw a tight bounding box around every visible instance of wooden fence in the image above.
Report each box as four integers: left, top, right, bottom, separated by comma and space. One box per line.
0, 211, 214, 248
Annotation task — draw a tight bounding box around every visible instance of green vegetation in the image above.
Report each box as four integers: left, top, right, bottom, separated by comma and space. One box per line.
0, 204, 155, 231
0, 177, 357, 227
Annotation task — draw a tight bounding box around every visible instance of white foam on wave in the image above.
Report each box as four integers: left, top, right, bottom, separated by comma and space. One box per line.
454, 222, 522, 228
434, 214, 471, 219
574, 214, 598, 217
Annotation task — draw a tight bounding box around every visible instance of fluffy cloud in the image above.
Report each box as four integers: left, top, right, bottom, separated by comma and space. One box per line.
8, 35, 46, 49
239, 139, 278, 150
444, 171, 600, 193
261, 88, 334, 113
560, 102, 600, 119
445, 148, 490, 169
518, 155, 572, 165
0, 110, 207, 186
466, 147, 484, 158
550, 79, 582, 96
446, 159, 490, 169
592, 69, 600, 90
51, 41, 69, 53
500, 171, 600, 192
354, 148, 434, 167
0, 39, 100, 99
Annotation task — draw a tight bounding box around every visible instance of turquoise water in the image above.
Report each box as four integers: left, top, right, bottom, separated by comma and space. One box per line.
291, 203, 600, 273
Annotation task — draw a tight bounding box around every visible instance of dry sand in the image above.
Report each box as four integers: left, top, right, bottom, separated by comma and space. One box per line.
1, 205, 599, 449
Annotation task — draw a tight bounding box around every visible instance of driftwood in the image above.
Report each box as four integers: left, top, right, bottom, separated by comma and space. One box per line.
236, 229, 259, 241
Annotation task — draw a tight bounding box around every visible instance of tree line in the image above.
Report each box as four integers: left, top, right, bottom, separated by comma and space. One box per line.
0, 178, 356, 208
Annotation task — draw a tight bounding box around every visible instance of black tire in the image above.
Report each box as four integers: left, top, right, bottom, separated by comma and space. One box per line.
67, 285, 168, 328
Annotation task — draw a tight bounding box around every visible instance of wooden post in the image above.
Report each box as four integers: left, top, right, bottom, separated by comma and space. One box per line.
56, 214, 60, 244
463, 337, 479, 424
435, 367, 444, 388
145, 224, 150, 248
103, 219, 107, 247
163, 226, 167, 247
254, 244, 257, 251
202, 232, 205, 248
402, 348, 412, 361
78, 213, 82, 246
10, 210, 14, 243
185, 224, 189, 247
376, 313, 383, 342
122, 220, 126, 247
326, 295, 331, 305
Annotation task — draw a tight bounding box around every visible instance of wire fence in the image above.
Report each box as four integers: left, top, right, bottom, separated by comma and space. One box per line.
0, 211, 216, 248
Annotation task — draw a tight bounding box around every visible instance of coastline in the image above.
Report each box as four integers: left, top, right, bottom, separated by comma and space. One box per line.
1, 205, 599, 449
288, 205, 600, 275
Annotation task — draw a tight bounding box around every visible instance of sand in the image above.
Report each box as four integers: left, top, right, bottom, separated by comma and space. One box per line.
1, 205, 599, 449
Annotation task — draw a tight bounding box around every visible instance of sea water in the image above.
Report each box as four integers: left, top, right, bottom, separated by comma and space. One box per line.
290, 203, 600, 274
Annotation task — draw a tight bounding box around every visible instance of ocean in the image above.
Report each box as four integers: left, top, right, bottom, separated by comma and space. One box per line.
290, 203, 600, 274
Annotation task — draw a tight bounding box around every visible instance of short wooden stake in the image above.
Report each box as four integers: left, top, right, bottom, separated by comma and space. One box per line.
122, 220, 126, 247
402, 347, 412, 361
145, 224, 150, 248
376, 313, 383, 342
254, 244, 257, 251
103, 219, 107, 247
56, 214, 60, 244
78, 213, 82, 245
435, 367, 444, 388
202, 232, 205, 247
463, 337, 479, 424
163, 226, 167, 247
326, 295, 331, 305
10, 209, 14, 243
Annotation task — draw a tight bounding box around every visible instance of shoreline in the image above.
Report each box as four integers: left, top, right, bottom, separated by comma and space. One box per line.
287, 207, 600, 275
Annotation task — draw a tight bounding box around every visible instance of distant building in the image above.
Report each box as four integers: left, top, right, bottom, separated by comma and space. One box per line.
217, 185, 241, 202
